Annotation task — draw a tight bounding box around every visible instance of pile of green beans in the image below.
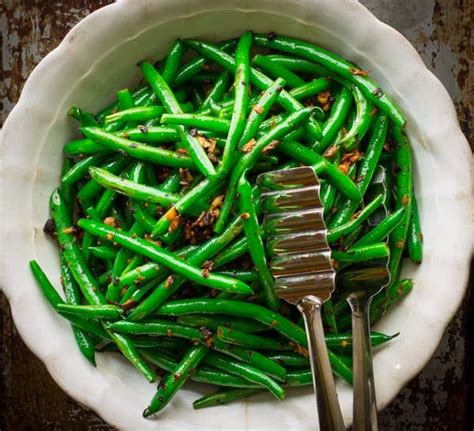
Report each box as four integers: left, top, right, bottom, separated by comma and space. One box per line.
30, 32, 422, 418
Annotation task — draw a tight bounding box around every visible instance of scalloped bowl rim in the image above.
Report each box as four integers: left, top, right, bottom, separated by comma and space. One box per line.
0, 1, 472, 430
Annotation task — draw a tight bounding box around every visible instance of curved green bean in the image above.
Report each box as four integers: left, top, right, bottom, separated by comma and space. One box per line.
81, 127, 194, 169
407, 193, 423, 264
220, 31, 252, 173
252, 54, 305, 88
140, 61, 216, 177
193, 388, 263, 409
253, 34, 406, 127
353, 206, 405, 247
77, 218, 253, 295
144, 344, 208, 416
314, 86, 353, 153
89, 167, 179, 206
215, 107, 314, 233
238, 174, 280, 310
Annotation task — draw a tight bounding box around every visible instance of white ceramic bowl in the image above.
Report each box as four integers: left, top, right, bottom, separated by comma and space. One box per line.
0, 1, 471, 430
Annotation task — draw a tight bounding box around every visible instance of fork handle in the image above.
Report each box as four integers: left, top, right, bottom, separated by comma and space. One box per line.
347, 294, 378, 431
298, 296, 345, 431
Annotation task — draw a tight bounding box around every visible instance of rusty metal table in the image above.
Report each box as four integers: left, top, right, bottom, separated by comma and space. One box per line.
1, 1, 472, 429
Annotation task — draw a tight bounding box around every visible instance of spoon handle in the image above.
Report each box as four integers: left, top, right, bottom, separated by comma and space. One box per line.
347, 294, 378, 431
298, 295, 345, 431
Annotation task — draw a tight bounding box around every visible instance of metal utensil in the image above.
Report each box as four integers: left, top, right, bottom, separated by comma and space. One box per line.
337, 262, 389, 431
338, 166, 391, 431
257, 166, 345, 431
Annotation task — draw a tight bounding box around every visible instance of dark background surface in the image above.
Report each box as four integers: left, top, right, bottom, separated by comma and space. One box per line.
1, 1, 472, 430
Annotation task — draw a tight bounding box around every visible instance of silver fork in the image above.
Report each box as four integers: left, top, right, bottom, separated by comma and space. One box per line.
257, 166, 345, 431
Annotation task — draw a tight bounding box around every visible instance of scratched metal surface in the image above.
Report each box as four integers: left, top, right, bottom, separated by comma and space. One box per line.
0, 1, 472, 430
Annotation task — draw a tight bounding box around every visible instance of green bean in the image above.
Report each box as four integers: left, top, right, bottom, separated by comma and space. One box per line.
253, 34, 406, 127
331, 242, 389, 263
215, 107, 314, 233
60, 256, 96, 365
339, 85, 374, 150
173, 40, 236, 87
97, 270, 112, 286
356, 114, 389, 195
238, 77, 285, 149
50, 189, 105, 305
88, 245, 117, 261
63, 138, 102, 156
216, 269, 258, 283
117, 88, 135, 112
221, 31, 252, 173
238, 175, 280, 310
151, 175, 222, 237
57, 304, 123, 319
105, 105, 164, 125
289, 77, 331, 100
161, 39, 184, 85
176, 314, 267, 333
388, 126, 413, 282
321, 181, 336, 216
81, 127, 194, 169
89, 167, 179, 206
106, 220, 146, 301
407, 193, 423, 264
108, 319, 209, 342
325, 331, 398, 353
266, 352, 309, 368
314, 86, 353, 153
144, 344, 208, 416
199, 70, 231, 112
203, 352, 285, 400
140, 61, 216, 177
29, 260, 108, 338
141, 349, 259, 388
128, 214, 245, 321
252, 54, 305, 88
184, 40, 323, 141
213, 338, 286, 381
96, 85, 151, 122
372, 278, 413, 322
261, 54, 333, 77
157, 298, 307, 346
77, 156, 130, 204
83, 206, 119, 264
59, 158, 75, 210
328, 114, 388, 228
193, 388, 263, 409
118, 126, 180, 143
326, 193, 384, 243
161, 113, 230, 133
107, 329, 156, 383
277, 140, 361, 202
216, 325, 287, 350
68, 106, 98, 127
353, 206, 405, 247
61, 153, 110, 186
212, 237, 248, 268
291, 349, 352, 385
78, 218, 252, 295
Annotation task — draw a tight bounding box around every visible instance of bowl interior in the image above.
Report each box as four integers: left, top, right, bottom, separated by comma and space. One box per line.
2, 2, 471, 430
